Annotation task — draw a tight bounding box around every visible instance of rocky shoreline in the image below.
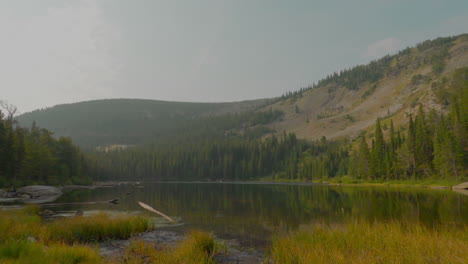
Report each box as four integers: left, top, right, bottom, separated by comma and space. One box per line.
0, 185, 63, 203
100, 230, 264, 264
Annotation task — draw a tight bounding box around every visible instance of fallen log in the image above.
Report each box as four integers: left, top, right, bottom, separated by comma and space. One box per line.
138, 201, 175, 223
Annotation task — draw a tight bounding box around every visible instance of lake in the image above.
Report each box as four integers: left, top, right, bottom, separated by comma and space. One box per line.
37, 183, 468, 247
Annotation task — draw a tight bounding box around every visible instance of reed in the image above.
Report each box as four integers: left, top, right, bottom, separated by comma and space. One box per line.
44, 213, 150, 243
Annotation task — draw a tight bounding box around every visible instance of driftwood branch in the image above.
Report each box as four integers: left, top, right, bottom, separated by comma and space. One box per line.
138, 201, 175, 223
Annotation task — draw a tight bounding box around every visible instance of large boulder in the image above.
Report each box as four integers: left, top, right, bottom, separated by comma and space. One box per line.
17, 185, 63, 203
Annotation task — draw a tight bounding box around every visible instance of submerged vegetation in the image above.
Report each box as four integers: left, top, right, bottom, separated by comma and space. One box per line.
268, 221, 468, 264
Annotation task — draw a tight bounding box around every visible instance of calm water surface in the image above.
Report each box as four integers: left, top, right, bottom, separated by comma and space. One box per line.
47, 183, 468, 247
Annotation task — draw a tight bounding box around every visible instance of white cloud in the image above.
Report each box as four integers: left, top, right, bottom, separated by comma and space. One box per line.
0, 0, 121, 113
364, 37, 402, 59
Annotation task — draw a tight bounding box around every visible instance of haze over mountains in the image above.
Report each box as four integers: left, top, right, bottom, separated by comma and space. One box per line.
17, 34, 468, 149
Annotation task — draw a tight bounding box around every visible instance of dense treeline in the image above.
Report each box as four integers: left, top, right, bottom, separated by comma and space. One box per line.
86, 132, 307, 181
0, 104, 88, 187
86, 133, 350, 182
348, 67, 467, 181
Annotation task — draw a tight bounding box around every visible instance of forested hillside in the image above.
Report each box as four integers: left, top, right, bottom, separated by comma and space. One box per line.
85, 67, 467, 182
17, 98, 270, 148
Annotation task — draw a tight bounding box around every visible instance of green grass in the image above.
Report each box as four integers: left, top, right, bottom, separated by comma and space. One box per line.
268, 221, 468, 264
0, 240, 102, 264
324, 176, 466, 188
118, 231, 226, 264
260, 175, 465, 188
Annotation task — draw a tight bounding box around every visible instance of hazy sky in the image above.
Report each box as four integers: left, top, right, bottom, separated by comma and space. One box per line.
1, 0, 467, 113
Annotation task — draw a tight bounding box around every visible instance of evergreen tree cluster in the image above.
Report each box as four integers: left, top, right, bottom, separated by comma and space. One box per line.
349, 68, 467, 181
281, 87, 309, 100
281, 35, 463, 101
0, 107, 87, 187
85, 132, 307, 181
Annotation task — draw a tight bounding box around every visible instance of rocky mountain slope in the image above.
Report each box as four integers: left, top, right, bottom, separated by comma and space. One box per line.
263, 34, 468, 141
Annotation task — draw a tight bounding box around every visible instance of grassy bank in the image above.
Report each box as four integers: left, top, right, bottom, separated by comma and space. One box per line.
260, 175, 466, 188
0, 207, 222, 264
268, 221, 468, 264
323, 176, 466, 188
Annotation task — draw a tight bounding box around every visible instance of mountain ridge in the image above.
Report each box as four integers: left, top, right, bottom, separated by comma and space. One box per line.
16, 34, 468, 148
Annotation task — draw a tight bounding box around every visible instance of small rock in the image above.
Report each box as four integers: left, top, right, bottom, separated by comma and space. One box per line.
17, 185, 62, 197
5, 192, 17, 198
17, 185, 63, 204
109, 198, 120, 204
20, 194, 31, 199
40, 210, 55, 217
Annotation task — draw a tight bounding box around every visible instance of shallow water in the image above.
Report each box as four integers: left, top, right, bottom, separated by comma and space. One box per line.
19, 183, 468, 247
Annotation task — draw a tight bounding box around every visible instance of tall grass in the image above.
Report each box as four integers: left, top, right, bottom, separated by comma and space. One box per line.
0, 240, 102, 264
0, 207, 43, 242
268, 221, 468, 264
0, 207, 151, 244
119, 231, 225, 264
45, 213, 149, 243
0, 207, 149, 263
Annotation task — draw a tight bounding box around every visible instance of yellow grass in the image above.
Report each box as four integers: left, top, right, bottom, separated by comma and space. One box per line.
44, 213, 149, 243
268, 221, 468, 264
